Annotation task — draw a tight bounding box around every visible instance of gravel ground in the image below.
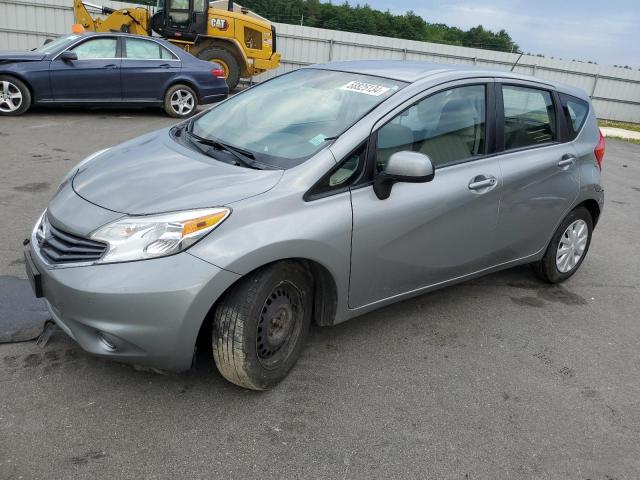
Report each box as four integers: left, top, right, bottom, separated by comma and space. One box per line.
0, 108, 639, 480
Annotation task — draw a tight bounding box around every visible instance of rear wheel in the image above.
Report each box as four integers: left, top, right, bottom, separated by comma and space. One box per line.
163, 84, 198, 118
0, 76, 31, 116
212, 261, 313, 390
197, 47, 241, 91
532, 206, 593, 283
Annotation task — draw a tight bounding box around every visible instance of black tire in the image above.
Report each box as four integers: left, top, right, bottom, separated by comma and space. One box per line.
197, 47, 241, 91
163, 83, 198, 118
0, 75, 31, 116
532, 206, 593, 283
212, 261, 313, 390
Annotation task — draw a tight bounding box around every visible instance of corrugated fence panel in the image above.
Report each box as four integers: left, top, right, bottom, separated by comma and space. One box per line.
1, 0, 639, 122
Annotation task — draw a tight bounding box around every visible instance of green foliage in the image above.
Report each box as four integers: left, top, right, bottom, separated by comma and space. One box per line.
242, 0, 519, 52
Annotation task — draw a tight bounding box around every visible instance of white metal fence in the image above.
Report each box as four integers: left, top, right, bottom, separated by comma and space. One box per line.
2, 0, 639, 122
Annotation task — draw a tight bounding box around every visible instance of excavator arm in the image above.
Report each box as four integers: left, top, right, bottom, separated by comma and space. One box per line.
73, 0, 151, 35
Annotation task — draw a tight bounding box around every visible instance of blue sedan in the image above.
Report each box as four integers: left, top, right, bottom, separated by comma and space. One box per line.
0, 32, 228, 117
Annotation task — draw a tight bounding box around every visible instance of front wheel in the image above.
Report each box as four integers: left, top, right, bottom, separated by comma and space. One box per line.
532, 206, 593, 283
0, 76, 31, 116
212, 261, 313, 390
163, 84, 198, 118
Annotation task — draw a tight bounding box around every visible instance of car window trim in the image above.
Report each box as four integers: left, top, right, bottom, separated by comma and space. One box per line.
495, 81, 561, 153
122, 37, 180, 61
52, 35, 121, 61
303, 140, 370, 202
367, 79, 495, 176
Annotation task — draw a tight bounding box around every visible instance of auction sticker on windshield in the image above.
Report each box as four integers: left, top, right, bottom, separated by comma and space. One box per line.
340, 81, 391, 96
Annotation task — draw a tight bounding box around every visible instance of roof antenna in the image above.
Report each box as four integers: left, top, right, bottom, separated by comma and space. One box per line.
510, 52, 524, 72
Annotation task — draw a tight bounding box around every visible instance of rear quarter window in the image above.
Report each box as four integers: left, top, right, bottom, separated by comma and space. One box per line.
559, 93, 590, 140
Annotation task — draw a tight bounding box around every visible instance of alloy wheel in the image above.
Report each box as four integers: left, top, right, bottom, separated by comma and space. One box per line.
170, 89, 195, 116
556, 219, 588, 273
0, 81, 22, 113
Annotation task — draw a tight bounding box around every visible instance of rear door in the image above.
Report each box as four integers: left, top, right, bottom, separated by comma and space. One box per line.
492, 81, 580, 264
49, 36, 121, 101
121, 37, 181, 101
349, 80, 503, 308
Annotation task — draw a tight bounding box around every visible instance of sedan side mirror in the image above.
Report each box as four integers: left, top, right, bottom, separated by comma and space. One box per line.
373, 151, 435, 200
59, 51, 78, 62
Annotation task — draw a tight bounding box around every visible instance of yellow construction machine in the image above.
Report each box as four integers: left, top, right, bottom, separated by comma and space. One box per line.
73, 0, 281, 89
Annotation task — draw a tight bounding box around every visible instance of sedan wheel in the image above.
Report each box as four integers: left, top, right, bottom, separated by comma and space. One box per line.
0, 76, 31, 116
163, 84, 198, 118
170, 89, 195, 116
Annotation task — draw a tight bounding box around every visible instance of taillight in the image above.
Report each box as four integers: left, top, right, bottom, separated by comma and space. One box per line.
594, 129, 605, 171
211, 68, 226, 79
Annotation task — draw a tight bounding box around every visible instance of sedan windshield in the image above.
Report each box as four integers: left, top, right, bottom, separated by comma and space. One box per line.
33, 35, 80, 54
190, 69, 406, 169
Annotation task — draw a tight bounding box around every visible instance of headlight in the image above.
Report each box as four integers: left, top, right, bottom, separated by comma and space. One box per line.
91, 208, 230, 264
57, 148, 111, 192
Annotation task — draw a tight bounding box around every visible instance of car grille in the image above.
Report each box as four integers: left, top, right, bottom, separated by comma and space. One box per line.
36, 215, 107, 264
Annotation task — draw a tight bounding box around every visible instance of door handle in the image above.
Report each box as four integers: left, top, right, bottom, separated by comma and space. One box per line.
159, 63, 171, 68
558, 154, 576, 168
468, 175, 497, 191
104, 64, 118, 69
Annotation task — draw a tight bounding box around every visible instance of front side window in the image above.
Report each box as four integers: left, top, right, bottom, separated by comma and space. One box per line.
559, 93, 589, 140
191, 69, 405, 169
71, 38, 117, 59
502, 85, 556, 150
125, 38, 175, 60
376, 84, 486, 171
35, 35, 80, 54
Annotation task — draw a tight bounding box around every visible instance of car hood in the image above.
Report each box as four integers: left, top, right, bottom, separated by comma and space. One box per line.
0, 51, 47, 62
72, 128, 284, 215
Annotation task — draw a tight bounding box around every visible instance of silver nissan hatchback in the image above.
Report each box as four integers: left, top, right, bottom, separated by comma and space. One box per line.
25, 61, 605, 390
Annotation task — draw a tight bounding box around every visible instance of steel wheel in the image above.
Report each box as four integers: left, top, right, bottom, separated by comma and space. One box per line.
256, 281, 304, 369
556, 219, 588, 273
0, 80, 23, 113
169, 89, 195, 116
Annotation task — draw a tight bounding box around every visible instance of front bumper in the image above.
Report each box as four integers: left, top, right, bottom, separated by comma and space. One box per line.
25, 241, 240, 372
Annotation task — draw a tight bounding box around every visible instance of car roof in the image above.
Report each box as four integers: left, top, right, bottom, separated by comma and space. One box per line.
77, 31, 170, 44
309, 60, 590, 100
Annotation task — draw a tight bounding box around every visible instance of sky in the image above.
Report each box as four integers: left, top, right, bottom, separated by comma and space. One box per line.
358, 0, 640, 68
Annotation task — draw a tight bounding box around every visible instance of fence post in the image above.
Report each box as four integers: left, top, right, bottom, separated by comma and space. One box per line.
328, 39, 334, 61
591, 74, 600, 97
403, 48, 407, 60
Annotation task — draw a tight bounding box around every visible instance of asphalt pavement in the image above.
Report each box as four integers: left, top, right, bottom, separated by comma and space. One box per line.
1, 107, 639, 479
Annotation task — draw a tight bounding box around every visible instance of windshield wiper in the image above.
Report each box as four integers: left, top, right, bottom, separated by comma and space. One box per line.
185, 129, 262, 170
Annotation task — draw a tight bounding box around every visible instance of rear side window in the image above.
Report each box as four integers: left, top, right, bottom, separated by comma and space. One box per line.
502, 85, 556, 150
125, 38, 175, 60
559, 93, 589, 140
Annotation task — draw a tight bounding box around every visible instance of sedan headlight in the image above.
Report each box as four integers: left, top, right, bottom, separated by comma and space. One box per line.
91, 208, 230, 264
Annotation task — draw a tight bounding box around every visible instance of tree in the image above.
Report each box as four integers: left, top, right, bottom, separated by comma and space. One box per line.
240, 0, 519, 53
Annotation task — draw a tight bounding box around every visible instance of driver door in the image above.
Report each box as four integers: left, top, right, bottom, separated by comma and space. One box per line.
349, 81, 502, 308
49, 36, 121, 101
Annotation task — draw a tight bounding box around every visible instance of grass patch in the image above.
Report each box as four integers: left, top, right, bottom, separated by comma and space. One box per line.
599, 119, 640, 133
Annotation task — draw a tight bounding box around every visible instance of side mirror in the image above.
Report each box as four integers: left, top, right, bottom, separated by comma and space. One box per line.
59, 51, 78, 62
373, 151, 435, 200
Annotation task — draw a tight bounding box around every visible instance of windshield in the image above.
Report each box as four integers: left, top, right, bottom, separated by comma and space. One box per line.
34, 35, 80, 54
190, 69, 406, 169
